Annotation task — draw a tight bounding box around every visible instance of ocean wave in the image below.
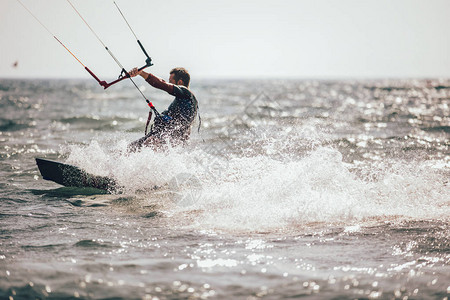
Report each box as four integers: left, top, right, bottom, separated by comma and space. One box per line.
0, 119, 33, 131
74, 239, 117, 248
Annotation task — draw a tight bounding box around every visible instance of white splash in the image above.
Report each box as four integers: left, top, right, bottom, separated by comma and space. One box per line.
64, 139, 450, 233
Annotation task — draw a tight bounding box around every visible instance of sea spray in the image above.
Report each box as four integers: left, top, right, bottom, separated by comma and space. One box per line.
63, 140, 449, 233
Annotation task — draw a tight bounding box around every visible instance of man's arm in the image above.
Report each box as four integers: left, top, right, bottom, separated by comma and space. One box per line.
129, 68, 175, 96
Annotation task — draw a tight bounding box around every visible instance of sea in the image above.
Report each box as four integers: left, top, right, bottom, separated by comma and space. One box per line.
0, 78, 448, 299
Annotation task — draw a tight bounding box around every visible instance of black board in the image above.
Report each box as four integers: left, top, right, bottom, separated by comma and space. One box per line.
35, 158, 116, 191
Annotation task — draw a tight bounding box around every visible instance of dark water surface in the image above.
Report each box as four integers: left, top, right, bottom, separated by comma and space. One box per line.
0, 78, 449, 299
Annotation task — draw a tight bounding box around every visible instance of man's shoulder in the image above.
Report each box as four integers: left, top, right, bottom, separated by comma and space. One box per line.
173, 85, 194, 98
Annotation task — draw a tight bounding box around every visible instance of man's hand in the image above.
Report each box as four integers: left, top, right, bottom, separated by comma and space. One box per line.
128, 68, 149, 80
128, 67, 142, 77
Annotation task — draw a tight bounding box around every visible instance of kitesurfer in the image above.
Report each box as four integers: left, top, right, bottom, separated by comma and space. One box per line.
127, 67, 198, 151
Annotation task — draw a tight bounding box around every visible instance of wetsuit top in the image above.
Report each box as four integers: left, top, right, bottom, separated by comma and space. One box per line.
145, 73, 198, 141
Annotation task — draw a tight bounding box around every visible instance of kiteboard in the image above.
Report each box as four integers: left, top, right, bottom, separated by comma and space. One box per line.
35, 158, 116, 191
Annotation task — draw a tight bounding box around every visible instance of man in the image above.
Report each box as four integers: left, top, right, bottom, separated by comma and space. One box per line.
127, 67, 199, 151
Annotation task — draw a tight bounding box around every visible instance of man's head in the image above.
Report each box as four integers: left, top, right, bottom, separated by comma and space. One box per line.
169, 67, 190, 87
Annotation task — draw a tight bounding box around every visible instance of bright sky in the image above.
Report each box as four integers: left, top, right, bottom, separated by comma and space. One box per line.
1, 0, 449, 79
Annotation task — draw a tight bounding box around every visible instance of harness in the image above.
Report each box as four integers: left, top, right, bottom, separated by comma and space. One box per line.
145, 87, 201, 136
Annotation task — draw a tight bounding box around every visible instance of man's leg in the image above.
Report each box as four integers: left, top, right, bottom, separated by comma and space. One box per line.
127, 135, 148, 152
143, 135, 166, 151
127, 131, 167, 152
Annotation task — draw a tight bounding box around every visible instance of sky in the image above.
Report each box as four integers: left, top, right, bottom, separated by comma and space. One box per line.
1, 0, 449, 79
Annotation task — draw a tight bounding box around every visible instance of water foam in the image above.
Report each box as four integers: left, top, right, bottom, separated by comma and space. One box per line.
185, 147, 448, 232
64, 139, 449, 233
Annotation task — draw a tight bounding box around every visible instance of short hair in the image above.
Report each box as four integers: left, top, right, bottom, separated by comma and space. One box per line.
170, 67, 190, 87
